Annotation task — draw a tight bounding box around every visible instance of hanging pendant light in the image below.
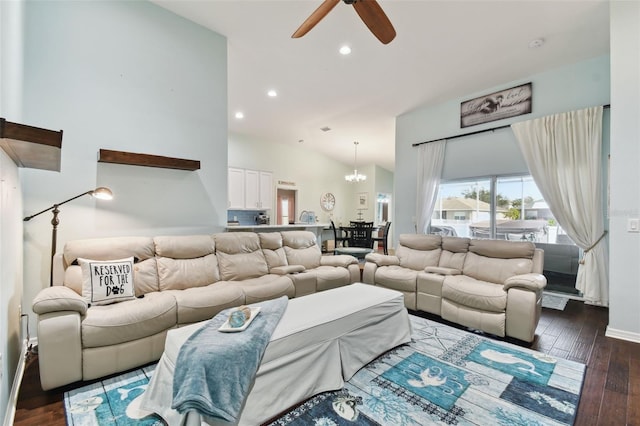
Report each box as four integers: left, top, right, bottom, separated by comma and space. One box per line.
345, 141, 366, 182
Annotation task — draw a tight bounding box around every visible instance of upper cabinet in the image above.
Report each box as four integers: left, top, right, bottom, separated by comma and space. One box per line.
228, 167, 246, 209
228, 167, 273, 210
245, 169, 272, 210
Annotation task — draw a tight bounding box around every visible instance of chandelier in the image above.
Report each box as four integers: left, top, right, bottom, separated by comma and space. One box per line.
345, 141, 366, 182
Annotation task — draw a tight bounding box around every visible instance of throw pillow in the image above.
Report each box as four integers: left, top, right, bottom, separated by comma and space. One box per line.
78, 257, 136, 306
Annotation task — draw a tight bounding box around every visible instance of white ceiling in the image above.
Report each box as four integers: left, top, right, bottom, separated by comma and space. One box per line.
152, 0, 610, 172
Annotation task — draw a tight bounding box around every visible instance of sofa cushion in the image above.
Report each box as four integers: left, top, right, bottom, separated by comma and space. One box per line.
314, 265, 352, 292
81, 292, 177, 348
157, 254, 220, 291
284, 246, 321, 269
442, 236, 470, 253
234, 275, 295, 304
63, 237, 159, 295
374, 266, 418, 293
79, 257, 136, 306
259, 232, 289, 270
282, 231, 322, 269
398, 234, 442, 251
469, 238, 535, 259
438, 237, 469, 270
154, 235, 215, 259
166, 282, 246, 324
214, 233, 269, 281
442, 276, 507, 313
154, 235, 220, 290
462, 252, 534, 284
396, 245, 441, 271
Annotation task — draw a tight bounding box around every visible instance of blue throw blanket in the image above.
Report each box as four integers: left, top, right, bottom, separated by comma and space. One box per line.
171, 296, 288, 422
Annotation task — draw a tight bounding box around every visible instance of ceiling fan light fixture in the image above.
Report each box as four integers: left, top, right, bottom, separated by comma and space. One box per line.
345, 141, 366, 182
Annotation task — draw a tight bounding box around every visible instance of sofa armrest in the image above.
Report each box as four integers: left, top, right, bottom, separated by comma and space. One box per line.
271, 265, 306, 275
320, 255, 358, 267
504, 273, 547, 292
364, 253, 400, 266
424, 266, 461, 275
32, 286, 88, 315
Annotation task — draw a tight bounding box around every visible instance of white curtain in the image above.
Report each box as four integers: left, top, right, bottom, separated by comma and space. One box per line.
416, 140, 446, 234
511, 106, 608, 305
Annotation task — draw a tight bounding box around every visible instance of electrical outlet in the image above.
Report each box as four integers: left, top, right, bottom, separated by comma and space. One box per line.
18, 304, 22, 322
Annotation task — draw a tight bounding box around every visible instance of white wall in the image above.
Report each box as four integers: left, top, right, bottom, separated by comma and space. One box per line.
0, 151, 23, 426
19, 1, 228, 339
395, 56, 610, 241
608, 1, 640, 341
0, 0, 25, 420
229, 133, 392, 227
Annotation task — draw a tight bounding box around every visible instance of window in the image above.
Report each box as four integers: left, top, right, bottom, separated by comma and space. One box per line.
431, 174, 580, 295
431, 175, 573, 245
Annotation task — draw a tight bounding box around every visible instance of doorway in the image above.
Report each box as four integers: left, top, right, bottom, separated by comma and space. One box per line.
277, 189, 297, 225
376, 193, 391, 224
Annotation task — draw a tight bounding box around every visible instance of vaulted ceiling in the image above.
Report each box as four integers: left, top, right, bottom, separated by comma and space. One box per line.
152, 0, 610, 171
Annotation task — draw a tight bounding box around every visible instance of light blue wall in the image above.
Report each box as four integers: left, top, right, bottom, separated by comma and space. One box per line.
395, 55, 610, 239
19, 0, 228, 340
0, 0, 26, 420
608, 1, 640, 341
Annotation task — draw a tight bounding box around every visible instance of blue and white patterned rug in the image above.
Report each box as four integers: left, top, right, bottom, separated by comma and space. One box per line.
65, 315, 585, 425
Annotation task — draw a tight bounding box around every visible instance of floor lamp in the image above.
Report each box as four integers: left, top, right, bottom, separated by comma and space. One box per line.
23, 187, 113, 286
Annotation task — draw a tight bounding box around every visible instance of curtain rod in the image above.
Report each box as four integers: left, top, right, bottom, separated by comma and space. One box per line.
412, 104, 611, 147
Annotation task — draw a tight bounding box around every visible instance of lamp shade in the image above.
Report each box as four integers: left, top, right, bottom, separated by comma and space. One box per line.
91, 187, 113, 200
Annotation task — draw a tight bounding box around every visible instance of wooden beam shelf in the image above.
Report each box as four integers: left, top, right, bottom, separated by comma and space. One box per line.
98, 149, 200, 171
0, 118, 63, 171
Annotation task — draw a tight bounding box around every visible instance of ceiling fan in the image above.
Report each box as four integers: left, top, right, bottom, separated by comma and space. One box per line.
292, 0, 396, 45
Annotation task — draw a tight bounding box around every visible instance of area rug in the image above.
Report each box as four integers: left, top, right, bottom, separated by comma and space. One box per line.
542, 293, 570, 311
64, 315, 585, 426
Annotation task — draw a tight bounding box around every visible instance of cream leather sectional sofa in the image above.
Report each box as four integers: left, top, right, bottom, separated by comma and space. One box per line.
362, 234, 546, 343
31, 231, 359, 390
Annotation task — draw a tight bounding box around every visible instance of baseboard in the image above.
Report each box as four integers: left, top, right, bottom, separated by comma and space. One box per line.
3, 338, 31, 426
605, 326, 640, 343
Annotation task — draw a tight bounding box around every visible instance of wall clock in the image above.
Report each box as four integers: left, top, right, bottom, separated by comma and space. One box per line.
320, 192, 336, 211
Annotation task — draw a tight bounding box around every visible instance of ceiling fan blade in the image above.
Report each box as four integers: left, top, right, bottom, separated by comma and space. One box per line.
352, 0, 396, 44
292, 0, 341, 38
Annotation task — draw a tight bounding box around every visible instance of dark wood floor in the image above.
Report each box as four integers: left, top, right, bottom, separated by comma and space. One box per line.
13, 299, 640, 425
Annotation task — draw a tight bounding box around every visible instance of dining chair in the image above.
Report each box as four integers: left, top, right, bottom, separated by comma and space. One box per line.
348, 221, 374, 249
372, 221, 391, 255
330, 220, 349, 254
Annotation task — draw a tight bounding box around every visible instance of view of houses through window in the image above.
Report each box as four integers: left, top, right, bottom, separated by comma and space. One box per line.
430, 175, 580, 294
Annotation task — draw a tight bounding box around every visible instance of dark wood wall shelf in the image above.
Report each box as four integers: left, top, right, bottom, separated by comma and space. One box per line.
0, 118, 63, 171
98, 149, 200, 171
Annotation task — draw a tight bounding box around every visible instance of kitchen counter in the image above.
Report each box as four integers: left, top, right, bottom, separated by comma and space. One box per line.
226, 223, 331, 247
225, 223, 329, 231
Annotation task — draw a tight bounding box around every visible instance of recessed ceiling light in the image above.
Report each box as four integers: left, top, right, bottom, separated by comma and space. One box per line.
235, 112, 244, 119
339, 45, 351, 55
528, 38, 545, 48
298, 139, 304, 143
320, 126, 331, 132
267, 89, 277, 97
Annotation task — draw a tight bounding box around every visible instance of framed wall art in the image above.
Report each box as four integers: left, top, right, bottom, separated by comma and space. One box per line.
460, 83, 532, 128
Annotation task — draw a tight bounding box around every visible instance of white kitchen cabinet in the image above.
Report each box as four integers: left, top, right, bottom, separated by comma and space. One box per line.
245, 169, 272, 210
228, 168, 272, 210
228, 167, 245, 209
